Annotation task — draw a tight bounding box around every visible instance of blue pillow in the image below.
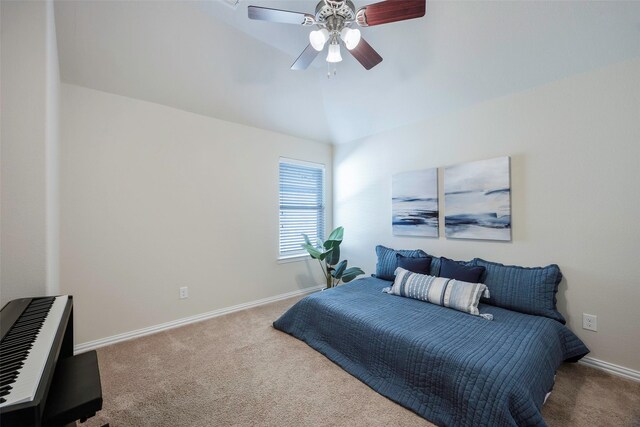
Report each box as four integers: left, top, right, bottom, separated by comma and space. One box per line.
439, 257, 485, 282
396, 253, 432, 275
424, 253, 442, 277
375, 245, 427, 281
473, 258, 565, 323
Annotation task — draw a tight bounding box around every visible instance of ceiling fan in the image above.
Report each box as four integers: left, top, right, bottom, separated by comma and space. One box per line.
248, 0, 426, 71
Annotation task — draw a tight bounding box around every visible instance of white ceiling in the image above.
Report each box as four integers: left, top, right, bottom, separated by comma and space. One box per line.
54, 0, 640, 144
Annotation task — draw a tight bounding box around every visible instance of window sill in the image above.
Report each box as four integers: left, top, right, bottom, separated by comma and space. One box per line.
277, 254, 311, 264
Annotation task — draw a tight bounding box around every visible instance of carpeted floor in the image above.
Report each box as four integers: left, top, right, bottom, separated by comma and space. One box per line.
82, 296, 640, 427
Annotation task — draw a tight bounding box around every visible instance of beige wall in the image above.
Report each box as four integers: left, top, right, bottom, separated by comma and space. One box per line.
45, 0, 61, 298
1, 0, 60, 305
61, 84, 332, 344
334, 59, 640, 371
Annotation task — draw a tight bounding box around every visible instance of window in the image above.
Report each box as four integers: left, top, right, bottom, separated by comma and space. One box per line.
279, 158, 325, 259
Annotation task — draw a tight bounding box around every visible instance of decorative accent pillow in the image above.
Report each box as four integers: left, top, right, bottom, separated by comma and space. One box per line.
396, 254, 432, 275
424, 253, 442, 277
383, 267, 492, 320
375, 245, 428, 281
473, 258, 565, 323
439, 257, 485, 282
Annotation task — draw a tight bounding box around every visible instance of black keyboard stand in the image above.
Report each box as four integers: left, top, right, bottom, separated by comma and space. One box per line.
43, 351, 103, 427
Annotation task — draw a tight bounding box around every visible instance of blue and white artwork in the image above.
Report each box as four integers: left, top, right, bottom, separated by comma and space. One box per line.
444, 157, 511, 241
392, 168, 439, 237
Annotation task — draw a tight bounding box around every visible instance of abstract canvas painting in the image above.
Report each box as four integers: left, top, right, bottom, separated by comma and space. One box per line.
392, 168, 438, 237
444, 157, 511, 241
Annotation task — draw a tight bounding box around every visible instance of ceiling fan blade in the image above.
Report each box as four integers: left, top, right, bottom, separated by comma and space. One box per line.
356, 0, 425, 27
348, 38, 383, 70
291, 44, 321, 70
248, 6, 314, 25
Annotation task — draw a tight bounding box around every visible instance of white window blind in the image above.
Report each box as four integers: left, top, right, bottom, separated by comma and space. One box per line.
279, 159, 325, 258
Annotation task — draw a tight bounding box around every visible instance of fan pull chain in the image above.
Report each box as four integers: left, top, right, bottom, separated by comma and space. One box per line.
327, 62, 337, 79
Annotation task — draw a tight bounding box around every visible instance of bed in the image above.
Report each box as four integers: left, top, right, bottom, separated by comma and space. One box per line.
273, 277, 589, 427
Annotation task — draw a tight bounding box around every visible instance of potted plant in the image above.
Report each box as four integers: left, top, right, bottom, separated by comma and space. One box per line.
302, 226, 365, 289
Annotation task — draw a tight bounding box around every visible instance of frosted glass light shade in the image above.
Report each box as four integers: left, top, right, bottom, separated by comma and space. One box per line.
340, 27, 361, 50
326, 43, 342, 63
309, 29, 330, 51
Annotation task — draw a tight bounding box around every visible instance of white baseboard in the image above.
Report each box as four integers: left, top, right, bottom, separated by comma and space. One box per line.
76, 289, 640, 385
579, 356, 640, 382
74, 285, 322, 354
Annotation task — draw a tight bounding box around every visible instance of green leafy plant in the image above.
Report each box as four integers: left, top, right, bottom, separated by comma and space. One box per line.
302, 226, 365, 289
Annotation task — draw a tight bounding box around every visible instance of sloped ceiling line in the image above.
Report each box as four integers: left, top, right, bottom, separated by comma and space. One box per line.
54, 0, 640, 144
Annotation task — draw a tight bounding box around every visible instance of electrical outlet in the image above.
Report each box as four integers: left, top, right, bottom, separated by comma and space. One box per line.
179, 286, 189, 299
583, 313, 597, 331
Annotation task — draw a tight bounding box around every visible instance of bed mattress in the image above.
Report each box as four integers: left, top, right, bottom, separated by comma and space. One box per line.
274, 277, 588, 427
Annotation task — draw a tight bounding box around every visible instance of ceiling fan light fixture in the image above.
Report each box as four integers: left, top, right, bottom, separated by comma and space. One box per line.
309, 28, 330, 51
340, 27, 361, 50
326, 42, 342, 63
249, 0, 428, 71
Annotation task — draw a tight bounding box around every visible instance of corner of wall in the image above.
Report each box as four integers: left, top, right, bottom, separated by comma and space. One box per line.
0, 0, 61, 304
45, 0, 61, 296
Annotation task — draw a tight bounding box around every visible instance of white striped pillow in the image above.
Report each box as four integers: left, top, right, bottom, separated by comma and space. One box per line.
384, 267, 493, 320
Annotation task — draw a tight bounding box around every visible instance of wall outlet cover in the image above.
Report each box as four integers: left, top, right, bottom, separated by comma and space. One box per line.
582, 313, 597, 331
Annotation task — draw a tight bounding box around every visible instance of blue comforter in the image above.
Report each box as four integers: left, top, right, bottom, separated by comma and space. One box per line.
273, 277, 589, 427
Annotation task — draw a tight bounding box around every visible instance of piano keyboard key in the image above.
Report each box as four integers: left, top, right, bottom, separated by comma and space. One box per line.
0, 296, 68, 407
